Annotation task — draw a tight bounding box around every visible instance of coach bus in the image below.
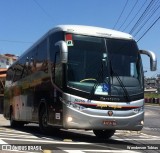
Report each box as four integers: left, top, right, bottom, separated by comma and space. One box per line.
3, 25, 157, 139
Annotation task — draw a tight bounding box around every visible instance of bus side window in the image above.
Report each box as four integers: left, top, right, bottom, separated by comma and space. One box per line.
49, 32, 64, 87
54, 46, 62, 87
19, 57, 28, 78
13, 69, 19, 82
12, 63, 23, 82
5, 68, 14, 86
36, 39, 48, 72
12, 68, 17, 82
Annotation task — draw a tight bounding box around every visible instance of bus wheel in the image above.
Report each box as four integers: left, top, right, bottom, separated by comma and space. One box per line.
93, 129, 115, 139
39, 107, 48, 133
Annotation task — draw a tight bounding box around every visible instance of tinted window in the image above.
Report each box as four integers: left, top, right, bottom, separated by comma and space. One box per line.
49, 31, 64, 63
31, 39, 48, 73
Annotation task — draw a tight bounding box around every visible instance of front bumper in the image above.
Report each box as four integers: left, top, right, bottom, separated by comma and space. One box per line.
63, 105, 144, 131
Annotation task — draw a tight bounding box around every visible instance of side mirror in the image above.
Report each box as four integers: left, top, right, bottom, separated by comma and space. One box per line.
139, 50, 157, 71
55, 41, 68, 63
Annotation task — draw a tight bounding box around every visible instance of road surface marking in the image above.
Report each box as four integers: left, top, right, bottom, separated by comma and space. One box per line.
0, 139, 7, 144
115, 138, 160, 141
64, 150, 140, 153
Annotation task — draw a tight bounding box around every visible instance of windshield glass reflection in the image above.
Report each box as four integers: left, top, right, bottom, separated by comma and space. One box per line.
67, 34, 143, 99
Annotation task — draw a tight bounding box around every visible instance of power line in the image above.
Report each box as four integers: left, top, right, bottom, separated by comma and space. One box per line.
137, 14, 160, 42
122, 0, 148, 32
118, 0, 139, 30
0, 1, 53, 45
113, 0, 129, 29
0, 39, 33, 44
129, 0, 155, 34
33, 0, 54, 22
133, 0, 160, 37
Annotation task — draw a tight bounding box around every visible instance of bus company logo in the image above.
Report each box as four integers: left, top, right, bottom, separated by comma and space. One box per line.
100, 97, 120, 102
108, 111, 113, 116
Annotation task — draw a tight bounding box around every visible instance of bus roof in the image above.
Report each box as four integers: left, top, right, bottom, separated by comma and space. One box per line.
51, 25, 133, 40
18, 25, 134, 62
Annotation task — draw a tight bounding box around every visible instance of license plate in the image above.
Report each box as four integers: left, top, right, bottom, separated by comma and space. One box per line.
103, 120, 117, 126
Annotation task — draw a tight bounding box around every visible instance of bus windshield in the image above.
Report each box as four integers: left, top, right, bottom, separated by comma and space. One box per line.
67, 34, 143, 100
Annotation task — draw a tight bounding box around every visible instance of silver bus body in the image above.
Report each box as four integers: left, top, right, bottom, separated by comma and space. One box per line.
3, 25, 156, 138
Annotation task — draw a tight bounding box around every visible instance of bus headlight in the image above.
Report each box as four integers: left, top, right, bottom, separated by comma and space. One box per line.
133, 106, 144, 113
71, 103, 85, 110
60, 97, 85, 111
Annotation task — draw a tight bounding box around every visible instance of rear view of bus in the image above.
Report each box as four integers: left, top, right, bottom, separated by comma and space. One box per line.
3, 25, 157, 139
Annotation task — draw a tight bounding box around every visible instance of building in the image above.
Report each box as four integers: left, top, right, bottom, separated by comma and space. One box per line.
144, 77, 160, 93
0, 54, 17, 113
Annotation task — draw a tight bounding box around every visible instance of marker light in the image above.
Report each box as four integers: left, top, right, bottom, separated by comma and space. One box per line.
133, 106, 144, 113
65, 34, 73, 41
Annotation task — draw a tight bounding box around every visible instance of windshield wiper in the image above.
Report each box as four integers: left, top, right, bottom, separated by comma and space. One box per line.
109, 61, 130, 102
88, 39, 110, 100
88, 60, 108, 100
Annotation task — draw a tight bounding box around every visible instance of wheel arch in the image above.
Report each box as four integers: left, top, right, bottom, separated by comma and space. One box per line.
9, 105, 13, 119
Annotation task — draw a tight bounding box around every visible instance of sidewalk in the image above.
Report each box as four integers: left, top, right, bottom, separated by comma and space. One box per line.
0, 114, 9, 126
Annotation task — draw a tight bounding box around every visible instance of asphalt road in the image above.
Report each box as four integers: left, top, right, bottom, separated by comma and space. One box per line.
0, 105, 160, 153
143, 105, 160, 136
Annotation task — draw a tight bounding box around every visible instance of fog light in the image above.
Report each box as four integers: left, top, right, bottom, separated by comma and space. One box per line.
141, 120, 144, 125
67, 116, 73, 122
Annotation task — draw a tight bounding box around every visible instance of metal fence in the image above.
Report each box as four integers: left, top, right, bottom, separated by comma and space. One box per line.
145, 98, 160, 104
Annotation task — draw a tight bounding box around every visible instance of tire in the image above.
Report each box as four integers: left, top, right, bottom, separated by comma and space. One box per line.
39, 107, 48, 133
93, 129, 115, 139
